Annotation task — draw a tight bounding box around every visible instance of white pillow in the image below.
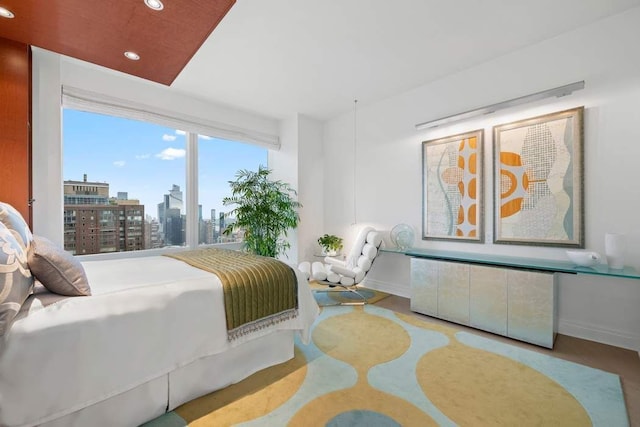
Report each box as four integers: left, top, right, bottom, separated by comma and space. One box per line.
0, 202, 33, 252
0, 222, 34, 336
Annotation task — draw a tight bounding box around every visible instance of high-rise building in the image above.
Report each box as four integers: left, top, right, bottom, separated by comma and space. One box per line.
157, 185, 185, 246
144, 218, 163, 249
164, 208, 184, 246
63, 176, 145, 255
167, 184, 183, 212
210, 209, 218, 241
198, 204, 207, 244
203, 220, 215, 244
63, 174, 109, 205
157, 201, 165, 233
219, 211, 226, 242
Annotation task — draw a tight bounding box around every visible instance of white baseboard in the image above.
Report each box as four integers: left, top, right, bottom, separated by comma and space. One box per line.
558, 318, 640, 352
361, 278, 410, 299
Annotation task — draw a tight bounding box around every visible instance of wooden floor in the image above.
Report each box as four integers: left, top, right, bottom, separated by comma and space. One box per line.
375, 295, 640, 426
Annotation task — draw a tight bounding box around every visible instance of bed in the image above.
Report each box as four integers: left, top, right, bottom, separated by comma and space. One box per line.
0, 253, 319, 427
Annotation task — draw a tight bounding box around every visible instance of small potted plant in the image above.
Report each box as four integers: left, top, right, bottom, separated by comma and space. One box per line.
317, 234, 343, 257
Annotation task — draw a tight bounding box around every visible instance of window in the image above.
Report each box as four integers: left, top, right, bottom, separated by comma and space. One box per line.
62, 108, 268, 255
197, 135, 268, 245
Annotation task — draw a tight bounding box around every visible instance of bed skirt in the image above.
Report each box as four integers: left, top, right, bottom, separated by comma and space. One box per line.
40, 330, 294, 427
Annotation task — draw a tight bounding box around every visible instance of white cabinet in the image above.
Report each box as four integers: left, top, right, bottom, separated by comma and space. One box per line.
437, 262, 469, 324
410, 258, 556, 348
507, 270, 556, 348
410, 258, 438, 316
469, 265, 508, 336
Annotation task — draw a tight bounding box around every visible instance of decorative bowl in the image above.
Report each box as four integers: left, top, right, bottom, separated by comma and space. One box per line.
390, 224, 415, 250
566, 250, 601, 267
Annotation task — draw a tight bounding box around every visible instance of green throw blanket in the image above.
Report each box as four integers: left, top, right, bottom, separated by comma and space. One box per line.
165, 248, 298, 340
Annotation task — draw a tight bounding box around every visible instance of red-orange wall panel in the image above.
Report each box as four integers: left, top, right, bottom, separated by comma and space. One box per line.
0, 37, 31, 224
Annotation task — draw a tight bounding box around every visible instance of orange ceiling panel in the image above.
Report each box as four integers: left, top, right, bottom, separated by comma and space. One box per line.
0, 0, 235, 85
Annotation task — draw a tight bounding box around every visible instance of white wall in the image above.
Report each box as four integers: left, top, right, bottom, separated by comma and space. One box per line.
322, 7, 640, 350
296, 115, 324, 262
31, 50, 63, 245
270, 114, 324, 265
270, 115, 300, 263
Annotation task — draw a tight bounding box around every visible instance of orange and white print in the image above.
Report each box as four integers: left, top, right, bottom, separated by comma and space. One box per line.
494, 107, 583, 246
423, 130, 483, 241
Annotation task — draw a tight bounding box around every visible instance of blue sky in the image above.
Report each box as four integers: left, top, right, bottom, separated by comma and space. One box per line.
63, 109, 268, 221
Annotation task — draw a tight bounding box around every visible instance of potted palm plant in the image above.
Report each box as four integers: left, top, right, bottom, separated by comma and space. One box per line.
222, 166, 301, 258
317, 234, 343, 256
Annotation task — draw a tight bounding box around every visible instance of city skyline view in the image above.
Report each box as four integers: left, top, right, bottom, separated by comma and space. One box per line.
63, 109, 268, 222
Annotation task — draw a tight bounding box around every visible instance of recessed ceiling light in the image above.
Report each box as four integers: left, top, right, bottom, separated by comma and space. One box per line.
124, 51, 140, 61
0, 7, 15, 18
144, 0, 164, 11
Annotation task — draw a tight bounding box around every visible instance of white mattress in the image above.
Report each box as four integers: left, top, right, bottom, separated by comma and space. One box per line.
0, 256, 319, 427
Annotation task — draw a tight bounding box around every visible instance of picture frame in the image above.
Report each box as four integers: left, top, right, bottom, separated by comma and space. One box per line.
493, 107, 584, 247
422, 129, 484, 242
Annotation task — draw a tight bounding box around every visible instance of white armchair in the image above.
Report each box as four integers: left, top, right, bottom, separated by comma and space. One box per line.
298, 226, 382, 305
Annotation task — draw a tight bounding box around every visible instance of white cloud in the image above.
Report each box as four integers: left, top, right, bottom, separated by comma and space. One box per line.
172, 131, 211, 139
135, 154, 150, 160
156, 147, 186, 160
162, 134, 177, 141
113, 160, 126, 168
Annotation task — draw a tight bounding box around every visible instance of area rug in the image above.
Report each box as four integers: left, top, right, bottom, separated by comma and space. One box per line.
308, 281, 390, 306
143, 305, 628, 427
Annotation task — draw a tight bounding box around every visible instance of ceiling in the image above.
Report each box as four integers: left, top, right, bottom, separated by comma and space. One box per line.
171, 0, 640, 120
2, 0, 640, 121
0, 0, 235, 85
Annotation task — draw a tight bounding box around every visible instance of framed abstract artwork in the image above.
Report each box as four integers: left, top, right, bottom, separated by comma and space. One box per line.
493, 107, 584, 247
422, 129, 484, 242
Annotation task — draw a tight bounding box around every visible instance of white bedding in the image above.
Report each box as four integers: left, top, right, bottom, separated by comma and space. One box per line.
0, 256, 319, 427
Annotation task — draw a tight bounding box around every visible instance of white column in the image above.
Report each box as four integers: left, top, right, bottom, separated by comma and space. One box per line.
31, 48, 63, 244
185, 132, 199, 248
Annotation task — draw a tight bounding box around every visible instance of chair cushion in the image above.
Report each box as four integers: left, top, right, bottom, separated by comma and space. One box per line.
366, 231, 382, 247
329, 264, 356, 278
362, 243, 378, 260
27, 235, 91, 296
346, 226, 374, 268
357, 255, 372, 272
0, 222, 34, 336
311, 261, 327, 281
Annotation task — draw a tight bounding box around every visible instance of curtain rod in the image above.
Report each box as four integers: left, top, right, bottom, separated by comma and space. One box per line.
415, 80, 585, 130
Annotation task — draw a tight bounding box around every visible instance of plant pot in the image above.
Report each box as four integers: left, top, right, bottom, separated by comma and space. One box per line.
322, 249, 339, 257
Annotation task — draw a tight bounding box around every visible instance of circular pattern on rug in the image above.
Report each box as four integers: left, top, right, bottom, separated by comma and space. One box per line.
291, 310, 437, 426
327, 410, 401, 426
174, 346, 308, 425
415, 338, 591, 425
289, 385, 437, 426
310, 283, 390, 306
312, 309, 410, 370
334, 288, 376, 301
149, 306, 626, 427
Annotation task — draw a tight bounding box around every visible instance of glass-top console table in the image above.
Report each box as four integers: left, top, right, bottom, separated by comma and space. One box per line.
383, 248, 640, 280
383, 247, 639, 348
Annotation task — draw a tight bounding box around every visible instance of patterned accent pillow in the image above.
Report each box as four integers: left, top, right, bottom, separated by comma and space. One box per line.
0, 222, 34, 336
27, 235, 91, 297
0, 202, 33, 252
